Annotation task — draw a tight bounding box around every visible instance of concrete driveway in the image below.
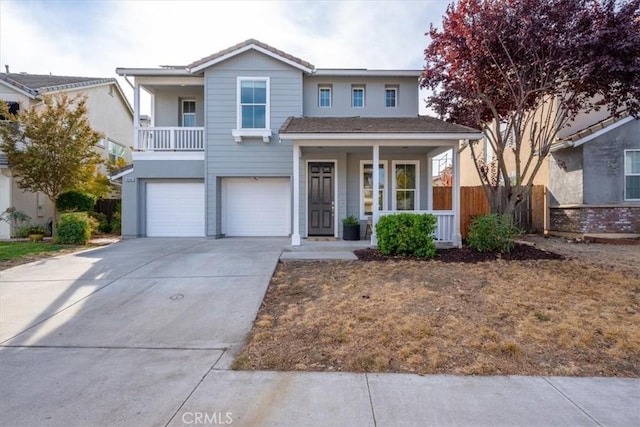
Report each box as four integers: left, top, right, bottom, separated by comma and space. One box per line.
0, 237, 286, 426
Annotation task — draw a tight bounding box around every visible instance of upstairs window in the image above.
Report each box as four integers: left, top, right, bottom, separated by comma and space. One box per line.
319, 86, 332, 108
385, 86, 397, 108
182, 100, 196, 127
352, 86, 365, 108
0, 101, 19, 120
108, 140, 126, 162
625, 150, 640, 200
239, 78, 269, 129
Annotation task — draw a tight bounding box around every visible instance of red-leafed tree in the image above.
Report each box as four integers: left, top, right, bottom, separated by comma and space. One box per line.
422, 0, 640, 215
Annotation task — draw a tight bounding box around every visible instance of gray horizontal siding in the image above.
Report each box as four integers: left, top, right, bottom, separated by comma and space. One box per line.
303, 75, 419, 117
203, 50, 303, 235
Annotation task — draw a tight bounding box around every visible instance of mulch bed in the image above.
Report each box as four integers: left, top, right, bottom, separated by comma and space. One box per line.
354, 243, 564, 263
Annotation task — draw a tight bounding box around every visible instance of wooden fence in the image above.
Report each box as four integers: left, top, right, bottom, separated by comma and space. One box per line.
433, 186, 545, 238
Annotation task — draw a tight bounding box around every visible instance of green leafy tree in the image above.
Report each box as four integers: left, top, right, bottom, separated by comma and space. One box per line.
0, 94, 103, 234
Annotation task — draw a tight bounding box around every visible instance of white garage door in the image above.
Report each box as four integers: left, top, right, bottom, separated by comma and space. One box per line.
146, 182, 205, 237
222, 178, 290, 236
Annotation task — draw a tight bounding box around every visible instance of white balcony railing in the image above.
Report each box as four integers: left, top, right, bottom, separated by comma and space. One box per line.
137, 127, 204, 151
378, 210, 455, 243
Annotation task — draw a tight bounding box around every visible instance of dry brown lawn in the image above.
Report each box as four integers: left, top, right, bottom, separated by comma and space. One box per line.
234, 239, 640, 377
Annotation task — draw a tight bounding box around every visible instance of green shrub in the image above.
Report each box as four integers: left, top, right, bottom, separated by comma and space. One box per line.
98, 221, 113, 233
27, 224, 47, 235
15, 225, 31, 238
342, 215, 359, 226
467, 214, 520, 253
87, 211, 107, 233
56, 191, 97, 212
111, 201, 122, 235
376, 213, 437, 258
56, 212, 91, 244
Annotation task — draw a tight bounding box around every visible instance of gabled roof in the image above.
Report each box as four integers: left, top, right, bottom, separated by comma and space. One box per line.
0, 72, 133, 116
551, 113, 636, 152
0, 73, 116, 97
187, 39, 314, 74
279, 116, 481, 136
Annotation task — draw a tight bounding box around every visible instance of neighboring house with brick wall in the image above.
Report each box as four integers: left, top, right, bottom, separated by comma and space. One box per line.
548, 114, 640, 235
0, 72, 133, 238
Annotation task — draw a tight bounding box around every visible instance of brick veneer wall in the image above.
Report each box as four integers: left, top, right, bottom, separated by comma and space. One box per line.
550, 206, 640, 234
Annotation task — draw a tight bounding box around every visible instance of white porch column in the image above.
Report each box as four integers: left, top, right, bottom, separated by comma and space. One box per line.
427, 153, 434, 211
291, 144, 301, 246
133, 83, 140, 150
452, 142, 462, 247
371, 143, 380, 246
150, 93, 155, 127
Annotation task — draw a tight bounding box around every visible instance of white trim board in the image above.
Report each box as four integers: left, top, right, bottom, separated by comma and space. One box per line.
189, 44, 314, 74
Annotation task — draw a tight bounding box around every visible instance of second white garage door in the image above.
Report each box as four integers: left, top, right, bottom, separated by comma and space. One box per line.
222, 178, 290, 236
147, 182, 205, 237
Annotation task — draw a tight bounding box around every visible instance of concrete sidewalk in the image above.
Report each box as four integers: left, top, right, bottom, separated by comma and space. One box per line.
1, 238, 638, 426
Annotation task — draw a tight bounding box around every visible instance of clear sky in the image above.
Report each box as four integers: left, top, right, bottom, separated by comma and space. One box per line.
0, 0, 451, 108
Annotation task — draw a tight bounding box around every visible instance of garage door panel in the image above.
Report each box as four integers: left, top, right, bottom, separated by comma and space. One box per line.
223, 178, 290, 237
147, 182, 204, 237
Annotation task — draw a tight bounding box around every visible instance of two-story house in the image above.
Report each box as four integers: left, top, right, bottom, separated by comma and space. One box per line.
115, 39, 481, 246
0, 72, 133, 238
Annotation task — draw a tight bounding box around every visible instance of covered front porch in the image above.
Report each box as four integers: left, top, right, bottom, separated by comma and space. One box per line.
280, 117, 481, 246
279, 116, 483, 248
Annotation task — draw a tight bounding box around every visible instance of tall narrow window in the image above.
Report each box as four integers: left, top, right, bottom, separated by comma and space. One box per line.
182, 100, 196, 127
625, 150, 640, 200
360, 161, 387, 219
393, 161, 419, 211
319, 86, 331, 108
239, 79, 268, 129
385, 87, 397, 108
352, 86, 365, 108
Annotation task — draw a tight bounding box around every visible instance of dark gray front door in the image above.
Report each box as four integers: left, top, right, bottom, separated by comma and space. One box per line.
308, 162, 334, 236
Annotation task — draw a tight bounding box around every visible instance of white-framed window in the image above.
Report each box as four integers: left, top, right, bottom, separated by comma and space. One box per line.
352, 86, 365, 108
360, 161, 387, 219
625, 149, 640, 201
108, 140, 126, 162
392, 160, 420, 211
182, 100, 196, 127
318, 86, 332, 108
385, 86, 398, 108
238, 77, 270, 129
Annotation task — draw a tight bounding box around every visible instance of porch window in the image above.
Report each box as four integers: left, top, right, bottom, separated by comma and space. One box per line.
392, 161, 419, 210
625, 149, 640, 200
319, 86, 332, 108
352, 86, 365, 108
238, 78, 269, 129
182, 100, 196, 127
360, 161, 387, 219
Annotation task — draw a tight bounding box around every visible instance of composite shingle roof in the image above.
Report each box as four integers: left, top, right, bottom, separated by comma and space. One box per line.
187, 38, 314, 71
0, 73, 116, 96
279, 116, 480, 134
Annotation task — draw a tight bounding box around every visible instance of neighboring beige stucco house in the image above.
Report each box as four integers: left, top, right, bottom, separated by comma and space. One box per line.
460, 104, 617, 187
0, 72, 133, 238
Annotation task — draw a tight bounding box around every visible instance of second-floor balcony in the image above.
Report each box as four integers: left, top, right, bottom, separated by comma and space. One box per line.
136, 127, 204, 151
